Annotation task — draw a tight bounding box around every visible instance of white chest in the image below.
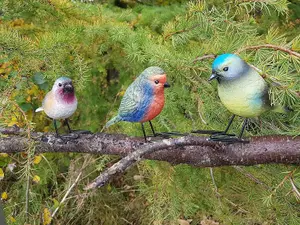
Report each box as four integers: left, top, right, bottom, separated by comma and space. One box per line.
44, 99, 77, 120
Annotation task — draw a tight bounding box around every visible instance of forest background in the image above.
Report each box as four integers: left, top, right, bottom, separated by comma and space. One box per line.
0, 0, 300, 224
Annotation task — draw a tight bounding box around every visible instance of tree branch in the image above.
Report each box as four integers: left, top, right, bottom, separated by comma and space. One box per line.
1, 127, 300, 189
164, 23, 202, 40
193, 54, 217, 63
235, 44, 300, 58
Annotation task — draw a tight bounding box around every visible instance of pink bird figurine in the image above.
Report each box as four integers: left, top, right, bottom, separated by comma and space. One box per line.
36, 77, 77, 137
106, 66, 171, 141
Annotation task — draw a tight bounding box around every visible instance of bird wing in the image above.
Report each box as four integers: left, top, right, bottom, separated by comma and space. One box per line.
118, 83, 143, 117
260, 84, 271, 107
35, 91, 52, 113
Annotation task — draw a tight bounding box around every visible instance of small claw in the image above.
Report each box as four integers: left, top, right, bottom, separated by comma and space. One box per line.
156, 131, 188, 137
210, 132, 236, 137
60, 133, 80, 140
191, 130, 222, 134
191, 130, 236, 136
71, 130, 93, 135
208, 135, 249, 144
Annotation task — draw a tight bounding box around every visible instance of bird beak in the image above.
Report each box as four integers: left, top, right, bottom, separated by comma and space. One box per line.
63, 83, 74, 93
208, 70, 218, 81
164, 82, 170, 88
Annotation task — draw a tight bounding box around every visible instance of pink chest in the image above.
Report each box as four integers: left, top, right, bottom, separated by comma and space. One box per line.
141, 93, 165, 122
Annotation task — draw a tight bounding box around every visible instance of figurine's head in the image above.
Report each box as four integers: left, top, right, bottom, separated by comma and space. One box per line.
52, 77, 75, 103
209, 54, 250, 82
140, 66, 170, 91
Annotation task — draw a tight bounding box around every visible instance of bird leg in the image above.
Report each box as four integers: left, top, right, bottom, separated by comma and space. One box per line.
141, 123, 147, 142
149, 120, 156, 137
64, 119, 92, 136
238, 118, 248, 139
209, 118, 249, 144
65, 119, 72, 133
53, 119, 59, 137
148, 121, 187, 138
192, 114, 236, 136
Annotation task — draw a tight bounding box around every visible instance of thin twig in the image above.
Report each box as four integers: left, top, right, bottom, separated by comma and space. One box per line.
235, 44, 300, 58
268, 168, 297, 199
51, 172, 82, 218
237, 0, 277, 3
289, 177, 300, 200
197, 98, 207, 125
209, 168, 218, 192
233, 166, 269, 190
193, 54, 216, 63
164, 23, 202, 40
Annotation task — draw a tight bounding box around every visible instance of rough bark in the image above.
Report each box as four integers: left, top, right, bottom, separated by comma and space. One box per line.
1, 127, 300, 189
1, 129, 300, 167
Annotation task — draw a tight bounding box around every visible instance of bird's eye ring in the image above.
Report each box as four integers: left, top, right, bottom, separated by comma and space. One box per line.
58, 83, 62, 87
223, 67, 229, 71
154, 80, 159, 84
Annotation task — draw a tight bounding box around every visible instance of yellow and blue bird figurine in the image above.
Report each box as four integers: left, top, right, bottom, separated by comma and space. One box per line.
193, 53, 288, 142
106, 66, 172, 141
36, 77, 77, 137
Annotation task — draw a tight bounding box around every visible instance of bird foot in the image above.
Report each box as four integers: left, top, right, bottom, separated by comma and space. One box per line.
191, 129, 236, 136
58, 133, 80, 140
208, 133, 249, 144
155, 131, 188, 137
69, 130, 92, 135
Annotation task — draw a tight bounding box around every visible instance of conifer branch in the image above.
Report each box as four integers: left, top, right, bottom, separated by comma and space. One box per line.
237, 0, 274, 3
164, 23, 203, 40
1, 128, 300, 189
290, 177, 300, 199
193, 54, 217, 63
235, 44, 300, 58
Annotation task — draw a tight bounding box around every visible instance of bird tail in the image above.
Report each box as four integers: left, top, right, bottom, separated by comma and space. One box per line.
105, 115, 122, 128
35, 107, 44, 112
271, 105, 292, 114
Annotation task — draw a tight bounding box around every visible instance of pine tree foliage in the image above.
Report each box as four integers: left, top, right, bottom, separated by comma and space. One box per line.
0, 0, 300, 224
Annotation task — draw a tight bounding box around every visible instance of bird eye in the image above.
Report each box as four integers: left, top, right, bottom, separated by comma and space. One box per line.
223, 67, 229, 71
58, 83, 62, 87
154, 80, 159, 84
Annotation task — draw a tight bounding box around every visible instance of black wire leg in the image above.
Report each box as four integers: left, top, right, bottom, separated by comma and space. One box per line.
149, 120, 156, 136
149, 121, 188, 137
53, 119, 59, 137
65, 119, 92, 135
209, 118, 249, 144
65, 119, 72, 133
141, 123, 147, 142
238, 118, 248, 139
192, 114, 236, 136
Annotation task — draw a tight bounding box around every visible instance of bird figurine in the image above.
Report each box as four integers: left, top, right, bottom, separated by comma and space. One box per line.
193, 53, 288, 142
106, 66, 171, 141
35, 77, 77, 137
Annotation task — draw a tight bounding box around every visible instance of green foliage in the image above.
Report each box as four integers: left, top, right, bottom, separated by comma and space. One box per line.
0, 0, 300, 224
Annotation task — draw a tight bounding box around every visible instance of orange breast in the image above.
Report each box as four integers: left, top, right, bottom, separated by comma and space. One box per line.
141, 92, 165, 122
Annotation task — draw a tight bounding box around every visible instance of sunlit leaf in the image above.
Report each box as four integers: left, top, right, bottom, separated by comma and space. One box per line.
1, 192, 8, 200
0, 168, 4, 180
33, 155, 42, 165
33, 175, 41, 183
43, 208, 52, 225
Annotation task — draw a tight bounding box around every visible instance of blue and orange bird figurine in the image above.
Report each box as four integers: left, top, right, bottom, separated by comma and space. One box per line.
193, 54, 288, 142
35, 77, 77, 137
105, 66, 171, 141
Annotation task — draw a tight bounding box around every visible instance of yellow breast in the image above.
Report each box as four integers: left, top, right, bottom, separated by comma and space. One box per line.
217, 70, 268, 118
